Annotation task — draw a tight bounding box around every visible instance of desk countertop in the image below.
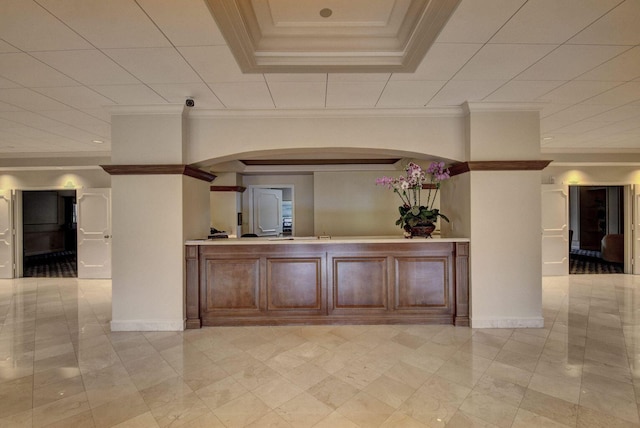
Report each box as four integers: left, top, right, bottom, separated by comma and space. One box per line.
186, 236, 470, 245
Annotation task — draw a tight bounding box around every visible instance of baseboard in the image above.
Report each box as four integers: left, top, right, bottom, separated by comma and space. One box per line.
110, 319, 185, 332
470, 317, 544, 329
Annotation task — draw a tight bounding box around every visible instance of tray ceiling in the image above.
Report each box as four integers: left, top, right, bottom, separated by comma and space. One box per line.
205, 0, 461, 72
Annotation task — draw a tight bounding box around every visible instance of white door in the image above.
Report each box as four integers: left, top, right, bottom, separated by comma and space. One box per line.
542, 184, 569, 276
0, 190, 13, 278
77, 188, 111, 278
253, 188, 283, 236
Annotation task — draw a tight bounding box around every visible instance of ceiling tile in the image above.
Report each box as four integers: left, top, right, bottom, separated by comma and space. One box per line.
490, 0, 622, 44
588, 105, 640, 123
436, 0, 526, 43
582, 81, 640, 105
543, 104, 615, 124
136, 0, 226, 47
179, 46, 264, 83
39, 109, 109, 127
47, 124, 105, 143
326, 81, 387, 107
209, 82, 274, 108
103, 48, 202, 84
454, 44, 555, 80
537, 81, 622, 104
81, 108, 112, 122
268, 82, 326, 108
539, 103, 572, 118
38, 0, 171, 48
0, 0, 93, 51
0, 88, 70, 111
516, 45, 631, 80
393, 43, 481, 81
576, 46, 640, 82
32, 50, 140, 86
0, 53, 78, 87
0, 76, 20, 89
428, 80, 506, 105
329, 74, 390, 82
34, 86, 116, 109
377, 81, 446, 107
0, 40, 19, 53
569, 0, 640, 45
265, 74, 327, 83
0, 110, 73, 128
148, 83, 225, 108
89, 85, 167, 105
484, 81, 565, 102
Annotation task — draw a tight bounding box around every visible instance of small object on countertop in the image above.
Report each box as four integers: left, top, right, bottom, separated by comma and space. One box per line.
209, 227, 228, 239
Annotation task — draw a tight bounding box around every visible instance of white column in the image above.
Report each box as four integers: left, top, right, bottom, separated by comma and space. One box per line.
109, 106, 210, 331
443, 104, 545, 328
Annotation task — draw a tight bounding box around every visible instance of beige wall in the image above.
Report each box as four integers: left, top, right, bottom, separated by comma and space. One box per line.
0, 169, 110, 189
111, 109, 186, 164
468, 171, 543, 326
111, 175, 186, 330
314, 170, 405, 236
544, 165, 640, 185
188, 112, 466, 164
440, 173, 470, 238
467, 109, 541, 161
210, 173, 241, 236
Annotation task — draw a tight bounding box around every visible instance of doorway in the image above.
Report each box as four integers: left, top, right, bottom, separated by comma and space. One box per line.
22, 190, 77, 277
245, 185, 294, 237
569, 185, 624, 274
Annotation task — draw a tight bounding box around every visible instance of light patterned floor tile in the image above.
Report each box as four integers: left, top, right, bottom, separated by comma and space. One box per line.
3, 276, 640, 427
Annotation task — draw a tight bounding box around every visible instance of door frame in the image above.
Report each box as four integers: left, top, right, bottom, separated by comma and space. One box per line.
12, 186, 78, 278
564, 182, 633, 274
244, 185, 295, 236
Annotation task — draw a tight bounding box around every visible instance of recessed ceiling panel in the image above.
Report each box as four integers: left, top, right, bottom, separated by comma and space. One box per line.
205, 0, 461, 73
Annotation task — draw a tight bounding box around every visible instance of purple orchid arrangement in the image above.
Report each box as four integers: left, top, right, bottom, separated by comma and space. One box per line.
376, 161, 450, 232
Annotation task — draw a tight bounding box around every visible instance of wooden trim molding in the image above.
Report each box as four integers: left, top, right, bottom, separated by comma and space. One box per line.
101, 164, 217, 182
210, 186, 246, 193
241, 158, 401, 166
448, 160, 552, 177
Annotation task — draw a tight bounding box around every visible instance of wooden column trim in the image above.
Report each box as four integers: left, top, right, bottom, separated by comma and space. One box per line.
448, 160, 552, 177
101, 164, 217, 182
210, 186, 246, 192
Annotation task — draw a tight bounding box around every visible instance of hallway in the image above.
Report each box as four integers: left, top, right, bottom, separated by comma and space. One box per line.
0, 275, 638, 427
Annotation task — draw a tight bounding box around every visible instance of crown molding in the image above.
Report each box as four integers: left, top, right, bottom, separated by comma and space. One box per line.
449, 160, 553, 176
462, 102, 546, 114
210, 186, 246, 192
108, 105, 186, 116
101, 164, 216, 182
188, 107, 464, 119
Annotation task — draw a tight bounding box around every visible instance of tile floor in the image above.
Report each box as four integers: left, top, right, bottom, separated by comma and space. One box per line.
1, 275, 639, 427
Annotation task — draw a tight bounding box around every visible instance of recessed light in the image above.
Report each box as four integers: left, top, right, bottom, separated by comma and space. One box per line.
319, 8, 332, 18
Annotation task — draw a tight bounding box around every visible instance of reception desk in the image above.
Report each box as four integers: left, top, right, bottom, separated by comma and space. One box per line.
185, 237, 469, 328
